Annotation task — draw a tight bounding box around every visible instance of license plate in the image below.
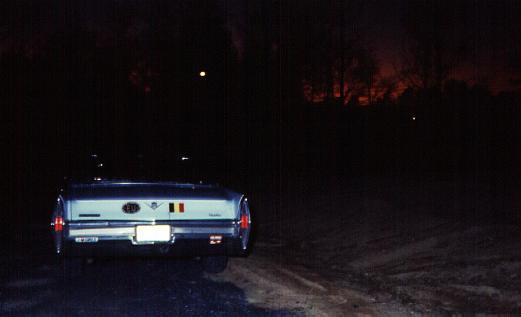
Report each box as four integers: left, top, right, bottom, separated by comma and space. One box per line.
75, 237, 99, 243
135, 225, 171, 242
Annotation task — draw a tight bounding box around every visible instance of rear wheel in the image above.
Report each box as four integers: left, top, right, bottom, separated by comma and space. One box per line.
202, 256, 228, 273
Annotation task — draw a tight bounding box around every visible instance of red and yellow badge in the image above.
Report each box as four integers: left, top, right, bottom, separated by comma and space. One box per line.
169, 202, 184, 213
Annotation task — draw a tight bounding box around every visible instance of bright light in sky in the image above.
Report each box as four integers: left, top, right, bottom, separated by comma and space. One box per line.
199, 71, 206, 77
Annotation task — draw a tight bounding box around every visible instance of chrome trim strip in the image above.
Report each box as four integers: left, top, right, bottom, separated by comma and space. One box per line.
69, 221, 110, 227
173, 227, 235, 234
70, 227, 135, 237
69, 226, 235, 236
67, 220, 239, 240
68, 220, 237, 227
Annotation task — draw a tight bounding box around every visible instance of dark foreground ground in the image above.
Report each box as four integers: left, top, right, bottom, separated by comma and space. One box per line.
252, 175, 521, 315
0, 227, 301, 317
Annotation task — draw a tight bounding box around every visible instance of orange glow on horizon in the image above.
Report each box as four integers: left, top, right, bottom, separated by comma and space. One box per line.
303, 79, 407, 105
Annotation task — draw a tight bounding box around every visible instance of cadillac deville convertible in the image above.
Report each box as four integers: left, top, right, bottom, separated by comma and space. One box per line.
51, 179, 251, 274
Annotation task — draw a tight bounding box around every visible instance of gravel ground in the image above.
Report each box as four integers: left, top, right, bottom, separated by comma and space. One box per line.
0, 230, 302, 317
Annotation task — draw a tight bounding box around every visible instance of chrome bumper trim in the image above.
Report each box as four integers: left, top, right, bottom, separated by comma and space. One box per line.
69, 227, 135, 237
69, 226, 235, 237
66, 220, 238, 242
68, 220, 237, 227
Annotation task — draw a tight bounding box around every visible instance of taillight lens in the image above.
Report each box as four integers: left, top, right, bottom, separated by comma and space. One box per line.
239, 198, 250, 229
54, 216, 64, 232
238, 198, 251, 251
240, 214, 249, 229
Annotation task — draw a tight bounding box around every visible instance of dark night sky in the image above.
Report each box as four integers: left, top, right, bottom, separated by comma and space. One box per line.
225, 0, 520, 93
354, 0, 520, 92
0, 0, 519, 93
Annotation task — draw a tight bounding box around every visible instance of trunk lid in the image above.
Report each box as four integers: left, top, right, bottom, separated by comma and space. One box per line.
67, 181, 236, 221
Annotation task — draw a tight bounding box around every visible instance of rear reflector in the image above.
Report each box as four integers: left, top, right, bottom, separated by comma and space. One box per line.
54, 216, 64, 232
240, 214, 249, 229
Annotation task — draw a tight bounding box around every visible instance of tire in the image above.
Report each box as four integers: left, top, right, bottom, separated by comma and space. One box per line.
202, 256, 228, 273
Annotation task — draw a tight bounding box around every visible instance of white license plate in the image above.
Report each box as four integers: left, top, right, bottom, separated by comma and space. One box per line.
75, 237, 99, 243
135, 225, 171, 242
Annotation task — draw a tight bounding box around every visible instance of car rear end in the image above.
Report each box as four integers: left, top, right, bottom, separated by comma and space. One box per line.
51, 180, 251, 272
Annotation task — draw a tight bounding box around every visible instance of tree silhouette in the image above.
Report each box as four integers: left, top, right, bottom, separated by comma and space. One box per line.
398, 1, 468, 91
297, 1, 379, 105
349, 47, 379, 104
510, 34, 521, 87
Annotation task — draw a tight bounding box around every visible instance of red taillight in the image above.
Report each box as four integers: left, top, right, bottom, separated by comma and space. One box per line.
240, 214, 249, 229
54, 216, 64, 232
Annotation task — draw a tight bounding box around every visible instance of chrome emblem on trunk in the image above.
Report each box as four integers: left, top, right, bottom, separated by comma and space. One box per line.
122, 202, 140, 214
145, 202, 163, 210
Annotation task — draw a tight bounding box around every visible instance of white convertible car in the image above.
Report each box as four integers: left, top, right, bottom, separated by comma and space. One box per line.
51, 178, 251, 274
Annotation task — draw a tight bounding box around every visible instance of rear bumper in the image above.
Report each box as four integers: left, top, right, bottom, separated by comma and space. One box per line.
55, 220, 247, 257
62, 238, 244, 257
